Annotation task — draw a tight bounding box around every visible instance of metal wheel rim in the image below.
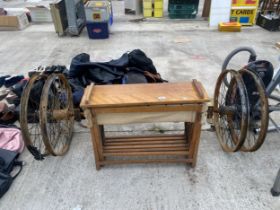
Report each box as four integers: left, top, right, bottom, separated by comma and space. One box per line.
239, 69, 269, 152
213, 69, 249, 152
20, 74, 48, 159
40, 74, 74, 156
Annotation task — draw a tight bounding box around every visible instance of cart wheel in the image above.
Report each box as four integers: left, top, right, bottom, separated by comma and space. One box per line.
213, 70, 249, 152
239, 69, 269, 152
40, 74, 74, 156
20, 74, 48, 160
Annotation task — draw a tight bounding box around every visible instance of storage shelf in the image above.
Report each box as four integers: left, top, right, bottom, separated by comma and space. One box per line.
103, 135, 189, 157
81, 81, 209, 170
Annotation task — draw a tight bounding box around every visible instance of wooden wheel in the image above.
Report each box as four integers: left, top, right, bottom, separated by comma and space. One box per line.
213, 70, 249, 152
20, 74, 48, 160
239, 69, 269, 152
40, 74, 74, 156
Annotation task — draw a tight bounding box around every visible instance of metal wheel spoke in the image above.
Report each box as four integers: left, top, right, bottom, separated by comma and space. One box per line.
40, 74, 74, 156
239, 69, 269, 152
213, 70, 249, 152
20, 74, 48, 160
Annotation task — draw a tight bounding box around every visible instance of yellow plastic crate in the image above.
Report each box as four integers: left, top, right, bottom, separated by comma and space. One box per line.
218, 22, 241, 32
154, 8, 163, 17
143, 9, 152, 17
154, 0, 163, 9
143, 0, 152, 9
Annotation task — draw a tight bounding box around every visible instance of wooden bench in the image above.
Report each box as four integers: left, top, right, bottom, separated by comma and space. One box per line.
80, 80, 209, 170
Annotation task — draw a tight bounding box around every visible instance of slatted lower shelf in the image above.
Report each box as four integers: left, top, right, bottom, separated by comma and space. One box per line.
100, 159, 193, 165
103, 135, 190, 157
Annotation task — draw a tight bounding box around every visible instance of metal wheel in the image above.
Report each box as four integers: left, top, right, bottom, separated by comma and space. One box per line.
239, 69, 269, 152
20, 74, 48, 160
213, 70, 249, 152
40, 74, 74, 156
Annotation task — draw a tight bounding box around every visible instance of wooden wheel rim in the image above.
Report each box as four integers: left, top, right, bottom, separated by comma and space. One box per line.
239, 69, 269, 152
20, 74, 48, 159
40, 74, 74, 156
213, 69, 249, 152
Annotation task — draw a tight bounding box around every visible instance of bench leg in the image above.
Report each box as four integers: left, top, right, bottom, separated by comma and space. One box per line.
99, 125, 105, 145
90, 127, 101, 170
189, 112, 202, 168
91, 111, 105, 170
184, 122, 193, 145
271, 168, 280, 196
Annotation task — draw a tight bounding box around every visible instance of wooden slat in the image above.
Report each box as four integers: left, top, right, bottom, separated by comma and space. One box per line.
104, 135, 188, 146
106, 134, 185, 141
100, 159, 193, 165
104, 143, 187, 150
104, 147, 188, 153
80, 82, 209, 108
103, 151, 189, 157
105, 140, 187, 146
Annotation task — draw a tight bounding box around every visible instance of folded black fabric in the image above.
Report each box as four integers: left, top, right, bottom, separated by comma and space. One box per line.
4, 75, 24, 88
68, 49, 159, 85
0, 75, 10, 88
128, 49, 157, 74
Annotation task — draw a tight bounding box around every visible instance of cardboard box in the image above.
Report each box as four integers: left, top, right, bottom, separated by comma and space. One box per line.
0, 12, 29, 30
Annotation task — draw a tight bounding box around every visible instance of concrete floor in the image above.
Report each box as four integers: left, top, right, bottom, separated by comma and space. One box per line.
0, 9, 280, 210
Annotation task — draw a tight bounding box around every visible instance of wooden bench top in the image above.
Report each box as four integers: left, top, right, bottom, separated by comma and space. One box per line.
80, 80, 209, 108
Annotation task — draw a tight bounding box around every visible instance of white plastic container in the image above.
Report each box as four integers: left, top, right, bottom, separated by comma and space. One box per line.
85, 1, 111, 22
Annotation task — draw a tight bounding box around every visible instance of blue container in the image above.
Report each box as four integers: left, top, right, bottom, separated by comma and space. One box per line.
86, 21, 109, 39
